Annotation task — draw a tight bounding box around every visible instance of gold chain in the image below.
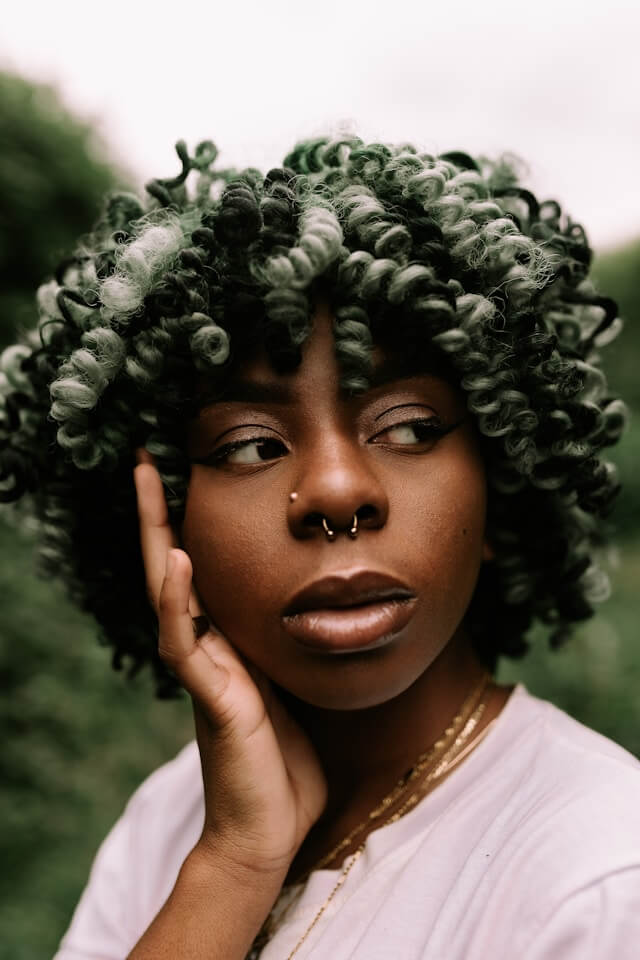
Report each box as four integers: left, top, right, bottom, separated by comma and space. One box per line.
284, 692, 491, 959
300, 670, 490, 880
246, 670, 493, 960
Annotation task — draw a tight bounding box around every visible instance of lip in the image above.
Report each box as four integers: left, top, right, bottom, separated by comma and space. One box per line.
282, 570, 417, 653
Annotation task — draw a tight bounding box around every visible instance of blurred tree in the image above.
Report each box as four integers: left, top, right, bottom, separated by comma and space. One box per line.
593, 240, 640, 406
500, 238, 640, 760
592, 242, 640, 534
0, 73, 191, 958
0, 71, 123, 348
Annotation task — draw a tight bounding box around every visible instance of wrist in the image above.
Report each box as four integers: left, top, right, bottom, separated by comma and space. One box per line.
187, 835, 290, 894
127, 842, 287, 959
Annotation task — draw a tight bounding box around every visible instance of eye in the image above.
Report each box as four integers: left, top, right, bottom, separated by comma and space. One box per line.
370, 417, 458, 448
197, 436, 288, 467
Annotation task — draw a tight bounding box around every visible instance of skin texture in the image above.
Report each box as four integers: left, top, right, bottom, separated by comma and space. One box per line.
181, 302, 507, 878
184, 303, 487, 706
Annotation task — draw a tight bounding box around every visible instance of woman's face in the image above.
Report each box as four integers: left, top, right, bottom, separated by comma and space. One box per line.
183, 304, 488, 711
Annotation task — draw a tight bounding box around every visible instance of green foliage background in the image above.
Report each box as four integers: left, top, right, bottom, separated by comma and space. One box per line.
0, 73, 118, 351
0, 72, 638, 958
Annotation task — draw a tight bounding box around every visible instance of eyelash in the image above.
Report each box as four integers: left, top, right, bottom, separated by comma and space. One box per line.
197, 417, 458, 468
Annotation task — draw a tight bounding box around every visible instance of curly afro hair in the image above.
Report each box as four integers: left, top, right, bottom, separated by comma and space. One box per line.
0, 136, 626, 695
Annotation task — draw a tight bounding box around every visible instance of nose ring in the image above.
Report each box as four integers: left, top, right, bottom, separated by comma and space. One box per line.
289, 493, 359, 541
321, 517, 336, 541
322, 514, 359, 541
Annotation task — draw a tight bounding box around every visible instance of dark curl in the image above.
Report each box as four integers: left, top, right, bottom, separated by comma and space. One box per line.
0, 136, 626, 694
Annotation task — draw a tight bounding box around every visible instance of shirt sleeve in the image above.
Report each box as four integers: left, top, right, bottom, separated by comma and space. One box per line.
522, 869, 640, 960
52, 807, 139, 960
52, 741, 203, 960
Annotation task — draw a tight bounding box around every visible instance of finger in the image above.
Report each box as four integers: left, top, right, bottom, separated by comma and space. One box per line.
134, 458, 205, 619
134, 462, 177, 609
159, 549, 230, 709
135, 446, 154, 466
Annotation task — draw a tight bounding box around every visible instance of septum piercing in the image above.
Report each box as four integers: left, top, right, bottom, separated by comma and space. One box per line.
321, 517, 336, 541
290, 492, 358, 540
322, 515, 359, 541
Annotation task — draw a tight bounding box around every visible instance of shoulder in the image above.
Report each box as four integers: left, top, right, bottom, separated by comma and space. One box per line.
54, 741, 203, 959
491, 686, 640, 891
434, 687, 640, 958
113, 737, 204, 863
119, 738, 205, 890
124, 737, 203, 819
509, 685, 640, 803
526, 686, 639, 768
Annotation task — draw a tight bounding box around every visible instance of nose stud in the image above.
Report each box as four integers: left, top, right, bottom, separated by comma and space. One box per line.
321, 514, 359, 541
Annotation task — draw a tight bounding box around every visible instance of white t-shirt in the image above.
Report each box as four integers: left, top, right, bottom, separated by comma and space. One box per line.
55, 686, 640, 959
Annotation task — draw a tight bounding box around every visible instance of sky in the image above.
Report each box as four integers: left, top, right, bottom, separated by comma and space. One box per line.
3, 0, 639, 250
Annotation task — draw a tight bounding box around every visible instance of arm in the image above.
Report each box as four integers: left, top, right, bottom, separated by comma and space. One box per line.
124, 458, 327, 958
127, 846, 284, 960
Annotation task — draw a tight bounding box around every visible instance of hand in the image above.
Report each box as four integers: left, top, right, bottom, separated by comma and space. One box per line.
134, 453, 327, 880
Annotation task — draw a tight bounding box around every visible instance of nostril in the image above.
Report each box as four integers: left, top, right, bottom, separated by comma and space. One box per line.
357, 504, 377, 525
305, 512, 325, 530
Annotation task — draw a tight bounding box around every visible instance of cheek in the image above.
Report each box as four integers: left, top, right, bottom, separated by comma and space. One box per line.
181, 475, 276, 630
403, 455, 487, 597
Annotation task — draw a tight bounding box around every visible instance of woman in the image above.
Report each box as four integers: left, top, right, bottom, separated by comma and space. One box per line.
2, 137, 638, 958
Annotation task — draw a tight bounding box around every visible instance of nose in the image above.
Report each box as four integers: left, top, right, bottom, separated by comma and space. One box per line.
287, 433, 389, 540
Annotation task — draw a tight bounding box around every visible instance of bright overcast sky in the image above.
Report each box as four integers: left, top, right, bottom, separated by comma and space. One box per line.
3, 0, 639, 250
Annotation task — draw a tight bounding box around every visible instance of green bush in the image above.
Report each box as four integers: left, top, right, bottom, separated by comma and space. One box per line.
0, 515, 192, 960
0, 71, 122, 348
590, 243, 640, 536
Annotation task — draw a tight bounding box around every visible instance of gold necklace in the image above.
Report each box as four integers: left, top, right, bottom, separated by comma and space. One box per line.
283, 689, 491, 959
298, 669, 490, 881
247, 671, 492, 960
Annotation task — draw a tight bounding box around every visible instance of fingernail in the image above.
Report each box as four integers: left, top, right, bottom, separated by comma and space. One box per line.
136, 447, 153, 465
166, 550, 177, 578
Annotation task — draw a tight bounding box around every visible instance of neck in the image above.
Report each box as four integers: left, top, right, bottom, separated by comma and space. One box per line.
278, 631, 485, 818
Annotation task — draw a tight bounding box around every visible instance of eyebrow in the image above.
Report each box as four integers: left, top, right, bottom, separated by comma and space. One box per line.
197, 380, 293, 408
367, 356, 448, 389
195, 355, 449, 411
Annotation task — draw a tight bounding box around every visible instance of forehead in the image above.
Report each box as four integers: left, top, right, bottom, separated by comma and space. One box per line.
195, 337, 455, 416
225, 306, 454, 387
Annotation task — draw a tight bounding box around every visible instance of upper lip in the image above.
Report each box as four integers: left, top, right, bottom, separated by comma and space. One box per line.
283, 570, 416, 616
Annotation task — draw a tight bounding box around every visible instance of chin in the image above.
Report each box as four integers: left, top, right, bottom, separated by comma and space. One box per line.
275, 655, 430, 713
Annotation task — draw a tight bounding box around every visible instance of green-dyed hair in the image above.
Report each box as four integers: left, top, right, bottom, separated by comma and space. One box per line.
0, 137, 626, 695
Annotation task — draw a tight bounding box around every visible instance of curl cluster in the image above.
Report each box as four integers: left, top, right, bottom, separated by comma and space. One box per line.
0, 136, 626, 692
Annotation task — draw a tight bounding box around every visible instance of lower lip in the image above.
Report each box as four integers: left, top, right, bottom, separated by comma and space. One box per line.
282, 598, 417, 654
